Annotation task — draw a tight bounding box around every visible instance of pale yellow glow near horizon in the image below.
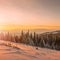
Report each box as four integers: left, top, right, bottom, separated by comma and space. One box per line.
0, 25, 60, 31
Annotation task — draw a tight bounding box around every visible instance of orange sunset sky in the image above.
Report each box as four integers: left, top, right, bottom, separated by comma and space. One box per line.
0, 0, 60, 30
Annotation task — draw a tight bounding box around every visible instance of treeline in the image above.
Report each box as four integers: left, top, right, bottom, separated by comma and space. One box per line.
0, 30, 60, 50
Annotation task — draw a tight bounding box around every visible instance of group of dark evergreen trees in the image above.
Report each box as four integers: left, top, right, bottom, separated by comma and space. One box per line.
0, 30, 60, 50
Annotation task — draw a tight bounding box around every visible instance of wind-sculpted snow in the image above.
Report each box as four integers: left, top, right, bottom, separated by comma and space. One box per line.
0, 40, 60, 60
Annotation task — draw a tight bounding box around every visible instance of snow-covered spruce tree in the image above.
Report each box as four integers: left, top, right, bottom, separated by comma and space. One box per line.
14, 35, 19, 43
33, 32, 37, 46
19, 30, 26, 43
22, 30, 34, 45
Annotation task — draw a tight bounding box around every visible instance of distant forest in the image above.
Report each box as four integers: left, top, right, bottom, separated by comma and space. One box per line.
0, 30, 60, 50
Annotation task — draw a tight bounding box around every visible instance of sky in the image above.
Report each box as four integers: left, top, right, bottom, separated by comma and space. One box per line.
0, 0, 60, 30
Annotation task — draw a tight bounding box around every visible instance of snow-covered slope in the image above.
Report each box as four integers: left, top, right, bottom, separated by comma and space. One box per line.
0, 40, 60, 60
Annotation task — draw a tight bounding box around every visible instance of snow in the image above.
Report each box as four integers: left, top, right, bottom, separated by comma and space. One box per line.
0, 40, 60, 60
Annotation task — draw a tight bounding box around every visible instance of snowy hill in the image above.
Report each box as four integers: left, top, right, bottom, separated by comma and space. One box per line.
0, 40, 60, 60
